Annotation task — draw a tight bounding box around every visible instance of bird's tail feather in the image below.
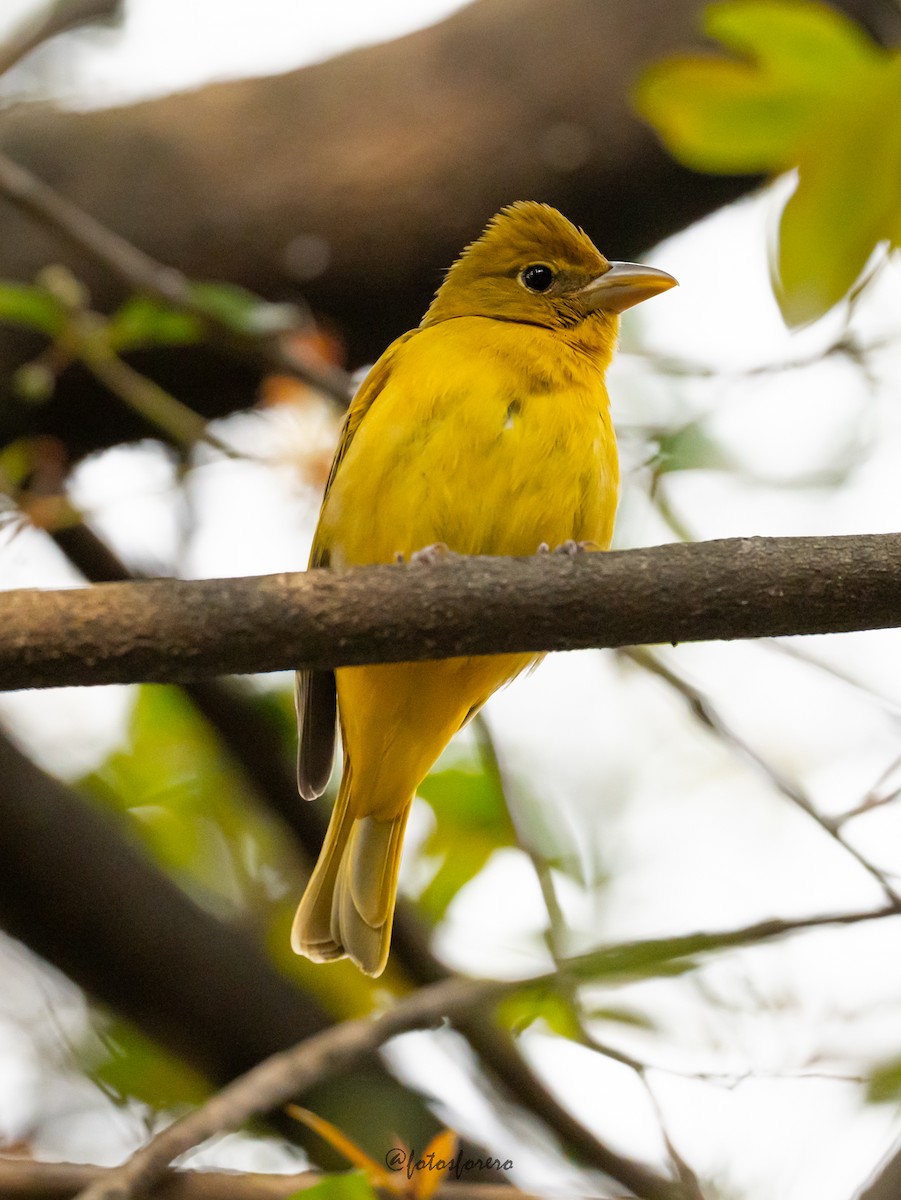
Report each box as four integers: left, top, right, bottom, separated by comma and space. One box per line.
291, 765, 410, 977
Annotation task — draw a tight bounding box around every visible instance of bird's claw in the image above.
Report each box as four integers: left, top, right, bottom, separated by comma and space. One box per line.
536, 539, 599, 556
397, 542, 456, 566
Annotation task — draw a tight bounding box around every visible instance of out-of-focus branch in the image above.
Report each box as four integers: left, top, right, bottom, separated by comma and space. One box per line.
0, 152, 354, 406
0, 0, 893, 454
4, 534, 901, 691
0, 1162, 320, 1200
69, 904, 901, 1200
72, 977, 510, 1200
856, 1141, 901, 1200
0, 0, 120, 77
625, 647, 901, 906
0, 726, 450, 1162
0, 1160, 557, 1200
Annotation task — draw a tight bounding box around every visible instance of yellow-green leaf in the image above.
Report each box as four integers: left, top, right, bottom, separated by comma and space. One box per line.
704, 0, 882, 82
776, 61, 901, 324
290, 1173, 379, 1200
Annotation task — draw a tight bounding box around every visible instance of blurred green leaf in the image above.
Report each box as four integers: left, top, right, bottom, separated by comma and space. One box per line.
108, 296, 203, 352
290, 1173, 379, 1200
583, 1004, 657, 1031
635, 0, 883, 173
0, 282, 64, 336
79, 685, 287, 910
635, 0, 901, 324
868, 1056, 901, 1103
415, 759, 515, 921
655, 421, 736, 474
92, 1018, 209, 1110
776, 63, 901, 324
188, 281, 301, 337
498, 986, 585, 1041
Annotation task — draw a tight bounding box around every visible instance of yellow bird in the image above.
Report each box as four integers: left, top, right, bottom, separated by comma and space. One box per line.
292, 201, 676, 976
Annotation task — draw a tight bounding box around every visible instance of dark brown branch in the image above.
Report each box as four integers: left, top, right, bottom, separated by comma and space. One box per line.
0, 727, 452, 1165
0, 0, 893, 453
45, 521, 678, 1194
3, 534, 901, 692
0, 152, 353, 406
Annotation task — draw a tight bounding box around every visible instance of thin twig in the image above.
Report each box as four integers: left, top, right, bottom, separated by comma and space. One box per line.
472, 713, 568, 958
624, 647, 901, 907
69, 905, 900, 1200
0, 0, 120, 77
0, 1159, 578, 1200
0, 151, 354, 405
621, 331, 896, 381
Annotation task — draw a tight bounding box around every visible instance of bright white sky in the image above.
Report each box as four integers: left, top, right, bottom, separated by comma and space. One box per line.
2, 2, 901, 1198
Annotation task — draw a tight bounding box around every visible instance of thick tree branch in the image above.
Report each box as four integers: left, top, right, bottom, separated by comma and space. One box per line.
0, 152, 353, 405
0, 728, 452, 1165
48, 522, 656, 1187
3, 534, 901, 692
0, 0, 894, 452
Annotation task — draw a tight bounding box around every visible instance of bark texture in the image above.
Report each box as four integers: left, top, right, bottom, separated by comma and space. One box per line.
2, 534, 900, 691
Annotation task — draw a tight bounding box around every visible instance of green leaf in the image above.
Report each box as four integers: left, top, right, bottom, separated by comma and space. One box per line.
655, 421, 736, 474
416, 760, 515, 921
289, 1172, 378, 1200
0, 282, 64, 336
776, 60, 901, 324
108, 296, 203, 351
79, 685, 286, 908
498, 986, 585, 1041
868, 1056, 901, 1103
636, 0, 901, 323
704, 0, 882, 83
636, 55, 818, 173
188, 281, 301, 336
636, 1, 885, 173
583, 1004, 657, 1031
91, 1019, 209, 1110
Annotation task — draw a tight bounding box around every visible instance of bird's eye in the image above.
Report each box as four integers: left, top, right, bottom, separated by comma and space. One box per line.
520, 264, 555, 293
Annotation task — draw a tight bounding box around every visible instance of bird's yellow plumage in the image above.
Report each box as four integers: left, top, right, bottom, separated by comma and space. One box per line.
292, 201, 676, 976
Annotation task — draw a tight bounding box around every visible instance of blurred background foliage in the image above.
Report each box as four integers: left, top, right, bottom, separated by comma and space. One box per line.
2, 1, 901, 1198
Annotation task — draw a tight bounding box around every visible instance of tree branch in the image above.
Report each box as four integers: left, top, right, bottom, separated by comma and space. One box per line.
0, 727, 453, 1165
0, 1160, 557, 1200
0, 0, 120, 78
39, 521, 683, 1194
0, 152, 353, 406
3, 534, 901, 691
0, 0, 893, 453
67, 905, 899, 1200
0, 1161, 321, 1200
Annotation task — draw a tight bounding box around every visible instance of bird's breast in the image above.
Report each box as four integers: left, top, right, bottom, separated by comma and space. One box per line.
321, 318, 620, 564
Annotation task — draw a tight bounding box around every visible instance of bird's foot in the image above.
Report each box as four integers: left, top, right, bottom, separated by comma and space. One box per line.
536, 539, 599, 556
396, 542, 458, 566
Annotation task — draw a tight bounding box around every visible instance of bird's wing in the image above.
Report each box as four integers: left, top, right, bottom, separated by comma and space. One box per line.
296, 331, 416, 800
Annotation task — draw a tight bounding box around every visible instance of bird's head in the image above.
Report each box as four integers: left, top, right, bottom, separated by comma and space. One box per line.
422, 201, 676, 356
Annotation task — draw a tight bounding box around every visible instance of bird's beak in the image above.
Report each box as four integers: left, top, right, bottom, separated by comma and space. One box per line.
574, 261, 678, 314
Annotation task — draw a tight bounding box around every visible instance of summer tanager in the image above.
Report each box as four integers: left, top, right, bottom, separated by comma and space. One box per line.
292, 202, 676, 976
